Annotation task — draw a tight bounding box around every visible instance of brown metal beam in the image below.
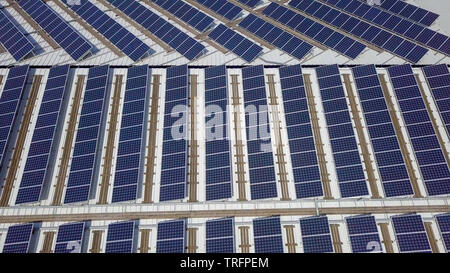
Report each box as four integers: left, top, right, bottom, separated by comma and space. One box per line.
138, 229, 151, 253
187, 227, 198, 253
40, 232, 55, 253
424, 222, 440, 253
284, 225, 297, 253
89, 230, 103, 253
330, 224, 343, 253
188, 75, 198, 202
378, 223, 394, 253
239, 226, 251, 253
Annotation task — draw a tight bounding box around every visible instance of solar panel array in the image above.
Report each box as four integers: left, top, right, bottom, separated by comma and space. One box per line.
387, 64, 450, 196
54, 222, 86, 253
300, 215, 333, 253
107, 0, 206, 61
152, 0, 214, 33
112, 66, 150, 203
288, 0, 428, 63
345, 215, 382, 253
208, 24, 263, 62
391, 214, 431, 253
2, 223, 35, 253
205, 217, 234, 253
105, 221, 136, 253
263, 2, 366, 59
352, 65, 414, 197
279, 65, 323, 199
194, 0, 242, 21
0, 5, 35, 61
435, 214, 450, 253
236, 0, 260, 8
320, 0, 450, 56
238, 14, 313, 60
0, 65, 29, 167
16, 65, 70, 204
316, 65, 369, 198
66, 0, 152, 62
156, 219, 187, 253
253, 216, 284, 253
64, 65, 110, 204
242, 66, 278, 200
422, 64, 450, 138
160, 65, 189, 202
17, 0, 93, 61
378, 0, 439, 26
204, 66, 232, 200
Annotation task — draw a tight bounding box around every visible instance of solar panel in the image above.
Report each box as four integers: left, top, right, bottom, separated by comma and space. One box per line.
205, 217, 234, 253
319, 0, 449, 56
153, 0, 215, 33
54, 222, 87, 253
64, 65, 111, 204
65, 0, 152, 62
422, 64, 450, 139
242, 66, 278, 200
105, 221, 137, 253
391, 214, 431, 253
387, 64, 450, 196
288, 0, 428, 63
316, 65, 369, 198
15, 65, 70, 204
204, 66, 232, 200
107, 0, 206, 61
2, 223, 39, 253
346, 215, 382, 253
253, 216, 283, 253
279, 65, 323, 199
0, 65, 29, 168
156, 219, 187, 253
435, 214, 450, 253
194, 0, 242, 21
17, 0, 93, 61
351, 65, 414, 197
300, 215, 333, 253
160, 65, 189, 202
236, 0, 260, 8
112, 66, 150, 203
238, 14, 313, 60
264, 2, 366, 59
0, 5, 35, 61
208, 24, 263, 62
379, 0, 439, 26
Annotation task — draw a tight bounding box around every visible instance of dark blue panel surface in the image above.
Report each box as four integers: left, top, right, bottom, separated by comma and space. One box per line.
253, 216, 283, 253
300, 216, 333, 253
391, 214, 431, 253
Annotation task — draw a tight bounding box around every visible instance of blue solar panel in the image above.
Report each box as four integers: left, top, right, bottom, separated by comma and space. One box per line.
391, 214, 431, 253
435, 214, 450, 253
206, 217, 234, 253
64, 65, 110, 204
352, 65, 414, 197
112, 66, 150, 203
205, 66, 232, 200
0, 5, 35, 61
300, 215, 333, 253
242, 66, 278, 200
237, 0, 260, 8
105, 221, 137, 253
238, 14, 313, 61
379, 0, 439, 27
320, 0, 449, 56
423, 64, 450, 139
316, 65, 369, 198
194, 0, 242, 21
2, 223, 39, 253
107, 0, 206, 61
15, 65, 70, 204
346, 215, 382, 253
17, 0, 93, 61
387, 64, 450, 196
160, 65, 189, 202
66, 0, 152, 62
253, 216, 283, 253
209, 24, 263, 62
279, 65, 323, 199
0, 65, 29, 169
264, 2, 366, 59
54, 222, 86, 253
156, 219, 186, 253
153, 0, 214, 33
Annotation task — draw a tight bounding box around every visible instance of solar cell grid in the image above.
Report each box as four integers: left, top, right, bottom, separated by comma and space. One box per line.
205, 217, 234, 253
2, 223, 34, 253
156, 219, 186, 253
236, 0, 260, 8
253, 216, 283, 253
391, 214, 431, 253
54, 222, 85, 253
194, 0, 242, 21
379, 0, 438, 27
299, 215, 333, 253
346, 215, 382, 253
105, 221, 136, 253
435, 214, 450, 253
